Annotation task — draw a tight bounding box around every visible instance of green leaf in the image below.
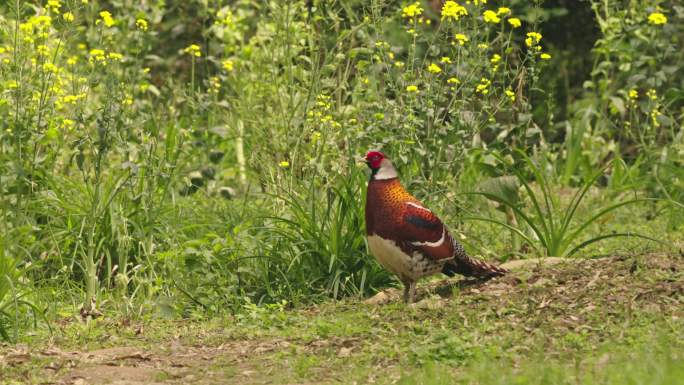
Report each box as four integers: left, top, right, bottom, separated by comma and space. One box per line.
609, 96, 626, 116
45, 127, 59, 140
477, 176, 521, 207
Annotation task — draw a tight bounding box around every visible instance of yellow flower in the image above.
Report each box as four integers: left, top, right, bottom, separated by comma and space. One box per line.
183, 44, 202, 57
34, 15, 52, 27
60, 118, 75, 130
525, 32, 542, 47
427, 63, 442, 74
62, 12, 75, 22
136, 19, 148, 31
47, 0, 61, 12
646, 89, 657, 100
476, 78, 491, 94
455, 33, 469, 45
483, 10, 500, 23
490, 54, 501, 64
222, 59, 234, 71
60, 94, 85, 105
89, 48, 106, 63
440, 57, 452, 64
279, 161, 290, 168
650, 109, 661, 127
42, 63, 58, 73
67, 56, 78, 65
395, 61, 405, 68
36, 45, 49, 56
441, 1, 468, 21
505, 89, 515, 102
508, 17, 521, 28
628, 89, 638, 99
19, 16, 51, 39
209, 76, 221, 93
472, 0, 487, 5
19, 22, 34, 35
406, 85, 419, 92
216, 8, 236, 27
97, 11, 116, 27
540, 53, 551, 60
402, 2, 423, 18
647, 12, 667, 25
477, 43, 489, 49
108, 52, 123, 61
447, 77, 460, 84
497, 7, 511, 15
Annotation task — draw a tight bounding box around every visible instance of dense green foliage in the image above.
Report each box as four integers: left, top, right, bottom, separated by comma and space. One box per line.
0, 0, 682, 343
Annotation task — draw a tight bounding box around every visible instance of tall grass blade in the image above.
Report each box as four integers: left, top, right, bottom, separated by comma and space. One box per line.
567, 233, 667, 257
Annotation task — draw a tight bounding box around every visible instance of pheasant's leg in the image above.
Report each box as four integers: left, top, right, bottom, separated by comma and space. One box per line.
407, 281, 417, 303
402, 281, 410, 303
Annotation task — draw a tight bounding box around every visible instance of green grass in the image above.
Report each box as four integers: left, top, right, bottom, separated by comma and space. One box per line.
1, 250, 682, 384
466, 153, 664, 259
404, 345, 684, 385
0, 1, 683, 383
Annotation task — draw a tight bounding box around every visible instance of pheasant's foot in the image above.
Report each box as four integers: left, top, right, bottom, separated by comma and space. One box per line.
407, 281, 417, 303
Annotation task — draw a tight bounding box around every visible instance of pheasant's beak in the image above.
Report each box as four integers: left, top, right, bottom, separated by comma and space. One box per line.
356, 155, 368, 165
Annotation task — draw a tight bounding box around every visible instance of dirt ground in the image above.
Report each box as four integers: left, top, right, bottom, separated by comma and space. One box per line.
2, 253, 683, 384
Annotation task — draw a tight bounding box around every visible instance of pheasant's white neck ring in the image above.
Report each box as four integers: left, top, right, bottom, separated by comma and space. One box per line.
372, 159, 398, 180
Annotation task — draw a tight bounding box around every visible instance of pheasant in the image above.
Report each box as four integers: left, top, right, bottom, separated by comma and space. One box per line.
364, 151, 507, 303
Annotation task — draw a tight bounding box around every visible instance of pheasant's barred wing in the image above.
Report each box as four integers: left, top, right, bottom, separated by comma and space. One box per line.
400, 202, 455, 261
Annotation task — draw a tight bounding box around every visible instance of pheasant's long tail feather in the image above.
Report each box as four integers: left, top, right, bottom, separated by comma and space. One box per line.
442, 242, 508, 278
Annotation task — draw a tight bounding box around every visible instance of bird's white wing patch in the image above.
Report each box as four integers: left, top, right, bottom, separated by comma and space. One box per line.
410, 228, 446, 247
406, 202, 431, 212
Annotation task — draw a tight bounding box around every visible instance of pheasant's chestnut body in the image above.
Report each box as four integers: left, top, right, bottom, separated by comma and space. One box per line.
364, 151, 507, 303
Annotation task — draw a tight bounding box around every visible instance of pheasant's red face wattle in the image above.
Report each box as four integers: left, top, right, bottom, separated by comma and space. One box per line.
365, 151, 385, 169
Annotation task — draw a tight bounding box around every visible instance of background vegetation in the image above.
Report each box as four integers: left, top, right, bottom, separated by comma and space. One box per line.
0, 0, 682, 352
